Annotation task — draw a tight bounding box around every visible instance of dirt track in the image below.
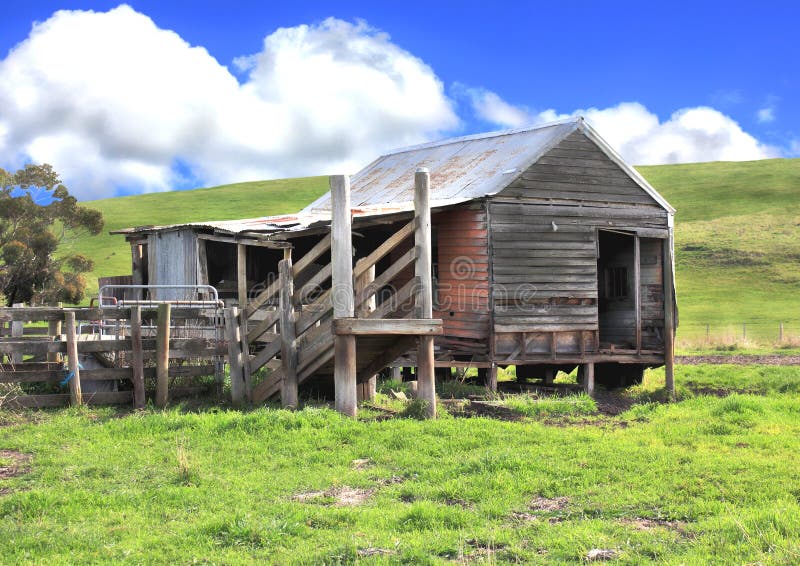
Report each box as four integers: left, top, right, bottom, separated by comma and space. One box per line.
676, 355, 800, 365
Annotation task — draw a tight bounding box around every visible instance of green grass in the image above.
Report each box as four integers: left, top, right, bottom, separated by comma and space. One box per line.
637, 158, 800, 344
64, 157, 800, 346
2, 365, 800, 563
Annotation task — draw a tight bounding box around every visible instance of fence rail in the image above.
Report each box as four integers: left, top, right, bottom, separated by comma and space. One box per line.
677, 321, 800, 346
0, 303, 225, 409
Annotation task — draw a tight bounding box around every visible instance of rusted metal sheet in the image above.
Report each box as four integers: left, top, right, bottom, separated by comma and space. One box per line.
304, 121, 579, 211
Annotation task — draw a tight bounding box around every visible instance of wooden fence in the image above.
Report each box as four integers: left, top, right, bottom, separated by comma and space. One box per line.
0, 304, 225, 409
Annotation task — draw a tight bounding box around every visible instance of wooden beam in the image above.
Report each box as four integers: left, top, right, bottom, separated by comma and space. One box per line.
634, 234, 641, 354
65, 311, 83, 406
415, 167, 436, 418
279, 258, 298, 409
130, 306, 145, 409
237, 243, 248, 309
10, 303, 23, 364
196, 233, 292, 249
355, 261, 377, 402
330, 174, 357, 417
155, 303, 171, 408
46, 303, 62, 364
663, 237, 675, 400
333, 318, 443, 336
224, 307, 244, 405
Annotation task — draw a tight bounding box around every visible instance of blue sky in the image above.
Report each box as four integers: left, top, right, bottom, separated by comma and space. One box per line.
0, 1, 797, 199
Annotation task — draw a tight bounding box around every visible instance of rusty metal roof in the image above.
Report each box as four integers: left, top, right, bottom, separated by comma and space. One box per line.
115, 117, 673, 238
302, 119, 580, 212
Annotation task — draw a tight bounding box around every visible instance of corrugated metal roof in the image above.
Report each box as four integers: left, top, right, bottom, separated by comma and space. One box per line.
115, 117, 674, 238
111, 198, 472, 236
302, 119, 579, 212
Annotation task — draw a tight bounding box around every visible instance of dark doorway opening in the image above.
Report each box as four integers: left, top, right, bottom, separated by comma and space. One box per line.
597, 230, 636, 349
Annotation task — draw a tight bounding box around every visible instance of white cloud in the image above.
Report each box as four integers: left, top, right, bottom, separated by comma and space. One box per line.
462, 89, 778, 165
757, 106, 775, 123
0, 7, 458, 199
454, 85, 530, 129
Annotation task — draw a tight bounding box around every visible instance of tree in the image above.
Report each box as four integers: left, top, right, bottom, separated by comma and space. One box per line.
0, 164, 104, 306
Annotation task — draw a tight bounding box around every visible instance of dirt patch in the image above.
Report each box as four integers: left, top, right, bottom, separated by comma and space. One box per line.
677, 355, 800, 365
592, 391, 635, 416
0, 449, 31, 480
529, 495, 569, 512
292, 486, 374, 506
510, 511, 538, 522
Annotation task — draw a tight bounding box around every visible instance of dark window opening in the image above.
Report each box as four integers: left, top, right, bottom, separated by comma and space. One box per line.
606, 266, 628, 299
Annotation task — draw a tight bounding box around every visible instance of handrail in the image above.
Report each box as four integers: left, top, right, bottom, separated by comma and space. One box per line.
98, 284, 221, 307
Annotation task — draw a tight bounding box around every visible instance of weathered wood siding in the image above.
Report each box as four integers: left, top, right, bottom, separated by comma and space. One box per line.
434, 207, 490, 355
489, 130, 669, 359
640, 237, 665, 350
147, 229, 198, 300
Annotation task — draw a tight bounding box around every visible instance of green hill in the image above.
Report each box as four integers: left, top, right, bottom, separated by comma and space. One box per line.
70, 158, 800, 343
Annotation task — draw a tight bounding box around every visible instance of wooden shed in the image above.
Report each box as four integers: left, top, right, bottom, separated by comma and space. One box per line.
113, 117, 676, 395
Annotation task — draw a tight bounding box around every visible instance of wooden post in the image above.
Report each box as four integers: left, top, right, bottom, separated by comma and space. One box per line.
11, 303, 23, 364
355, 261, 377, 402
224, 307, 244, 405
279, 258, 299, 409
779, 322, 784, 343
155, 303, 171, 408
64, 311, 83, 406
414, 168, 436, 418
634, 235, 641, 353
742, 323, 746, 341
237, 243, 248, 309
47, 302, 63, 363
583, 362, 595, 396
487, 363, 498, 393
331, 174, 357, 417
663, 238, 675, 399
130, 241, 144, 300
130, 306, 146, 409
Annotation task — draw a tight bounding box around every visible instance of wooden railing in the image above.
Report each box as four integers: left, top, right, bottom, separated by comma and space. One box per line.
0, 305, 224, 409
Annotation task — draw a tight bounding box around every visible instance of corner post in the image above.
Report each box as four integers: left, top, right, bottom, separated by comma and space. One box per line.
279, 256, 299, 409
414, 168, 436, 418
663, 236, 676, 399
64, 311, 83, 406
331, 174, 357, 417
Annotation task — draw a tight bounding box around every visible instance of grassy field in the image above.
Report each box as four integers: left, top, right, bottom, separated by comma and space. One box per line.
2, 365, 800, 564
67, 157, 800, 345
638, 158, 800, 345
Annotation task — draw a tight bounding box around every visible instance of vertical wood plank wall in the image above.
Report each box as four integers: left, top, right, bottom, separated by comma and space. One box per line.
147, 229, 198, 300
434, 207, 490, 356
489, 130, 670, 360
